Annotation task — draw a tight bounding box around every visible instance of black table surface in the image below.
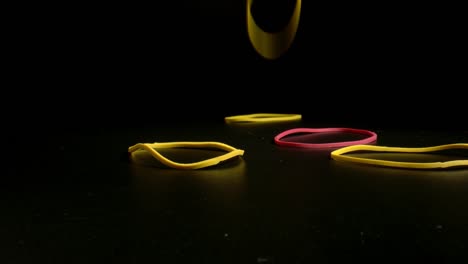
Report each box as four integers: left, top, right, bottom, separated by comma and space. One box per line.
3, 120, 468, 264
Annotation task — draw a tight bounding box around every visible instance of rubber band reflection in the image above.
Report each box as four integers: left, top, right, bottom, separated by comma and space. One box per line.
247, 0, 302, 60
129, 158, 247, 237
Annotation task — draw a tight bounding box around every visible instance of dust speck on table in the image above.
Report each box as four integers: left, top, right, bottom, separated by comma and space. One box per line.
257, 256, 274, 263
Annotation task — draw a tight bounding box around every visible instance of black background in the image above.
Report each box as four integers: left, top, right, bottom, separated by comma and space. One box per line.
9, 0, 466, 131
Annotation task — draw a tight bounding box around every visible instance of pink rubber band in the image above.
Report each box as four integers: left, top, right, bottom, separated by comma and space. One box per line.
274, 128, 378, 148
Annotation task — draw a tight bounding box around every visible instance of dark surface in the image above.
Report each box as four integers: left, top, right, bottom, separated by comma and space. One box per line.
5, 1, 468, 263
3, 120, 468, 263
10, 0, 467, 130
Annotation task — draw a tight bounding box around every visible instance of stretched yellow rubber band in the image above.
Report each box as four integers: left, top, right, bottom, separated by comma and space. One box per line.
128, 142, 245, 170
331, 143, 468, 169
225, 113, 302, 124
247, 0, 302, 60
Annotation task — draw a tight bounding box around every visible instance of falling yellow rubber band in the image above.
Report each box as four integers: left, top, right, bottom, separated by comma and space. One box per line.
247, 0, 302, 60
331, 143, 468, 169
128, 142, 245, 170
225, 113, 302, 124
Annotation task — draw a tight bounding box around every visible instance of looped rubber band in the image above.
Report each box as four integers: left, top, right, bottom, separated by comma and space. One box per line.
274, 128, 377, 148
225, 113, 302, 124
247, 0, 302, 60
331, 143, 468, 169
128, 142, 245, 170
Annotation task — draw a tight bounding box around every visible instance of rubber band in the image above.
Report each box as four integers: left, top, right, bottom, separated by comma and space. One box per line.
247, 0, 302, 60
225, 113, 302, 124
331, 143, 468, 169
128, 142, 245, 170
274, 128, 377, 148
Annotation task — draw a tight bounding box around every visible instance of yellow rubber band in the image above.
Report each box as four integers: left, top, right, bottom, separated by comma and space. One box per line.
128, 142, 245, 170
225, 113, 302, 124
247, 0, 302, 60
331, 143, 468, 169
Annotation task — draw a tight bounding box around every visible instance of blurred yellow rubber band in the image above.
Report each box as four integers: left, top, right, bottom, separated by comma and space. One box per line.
247, 0, 302, 60
225, 113, 302, 124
